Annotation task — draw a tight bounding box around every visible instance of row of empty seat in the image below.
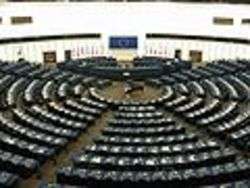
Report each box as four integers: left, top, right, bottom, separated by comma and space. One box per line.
0, 57, 249, 187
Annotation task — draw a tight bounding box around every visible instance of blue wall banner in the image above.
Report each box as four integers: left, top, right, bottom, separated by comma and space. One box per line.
109, 36, 138, 49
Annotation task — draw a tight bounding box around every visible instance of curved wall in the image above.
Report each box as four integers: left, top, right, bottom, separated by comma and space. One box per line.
0, 2, 250, 62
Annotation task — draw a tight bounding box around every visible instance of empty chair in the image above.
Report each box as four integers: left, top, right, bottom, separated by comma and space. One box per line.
187, 81, 206, 98
57, 82, 70, 99
175, 98, 205, 114
165, 95, 190, 110
174, 83, 190, 96
30, 105, 87, 131
196, 102, 239, 126
0, 59, 249, 187
201, 79, 223, 99
12, 107, 78, 139
24, 79, 44, 104
214, 77, 239, 101
42, 80, 56, 101
226, 75, 249, 101
7, 78, 30, 107
0, 171, 19, 188
64, 99, 102, 116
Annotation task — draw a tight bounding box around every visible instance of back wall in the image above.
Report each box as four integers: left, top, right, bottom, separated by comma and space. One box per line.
0, 2, 250, 62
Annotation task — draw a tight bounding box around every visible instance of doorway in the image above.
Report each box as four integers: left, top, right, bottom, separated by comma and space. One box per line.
43, 51, 57, 64
174, 49, 182, 59
189, 50, 202, 63
65, 50, 72, 61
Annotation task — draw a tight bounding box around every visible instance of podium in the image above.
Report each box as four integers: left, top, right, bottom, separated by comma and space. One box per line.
110, 50, 137, 61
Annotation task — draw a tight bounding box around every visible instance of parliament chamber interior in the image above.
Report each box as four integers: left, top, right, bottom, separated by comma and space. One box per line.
0, 1, 249, 188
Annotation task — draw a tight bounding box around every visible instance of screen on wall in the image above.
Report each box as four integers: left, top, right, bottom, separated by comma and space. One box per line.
109, 36, 138, 49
